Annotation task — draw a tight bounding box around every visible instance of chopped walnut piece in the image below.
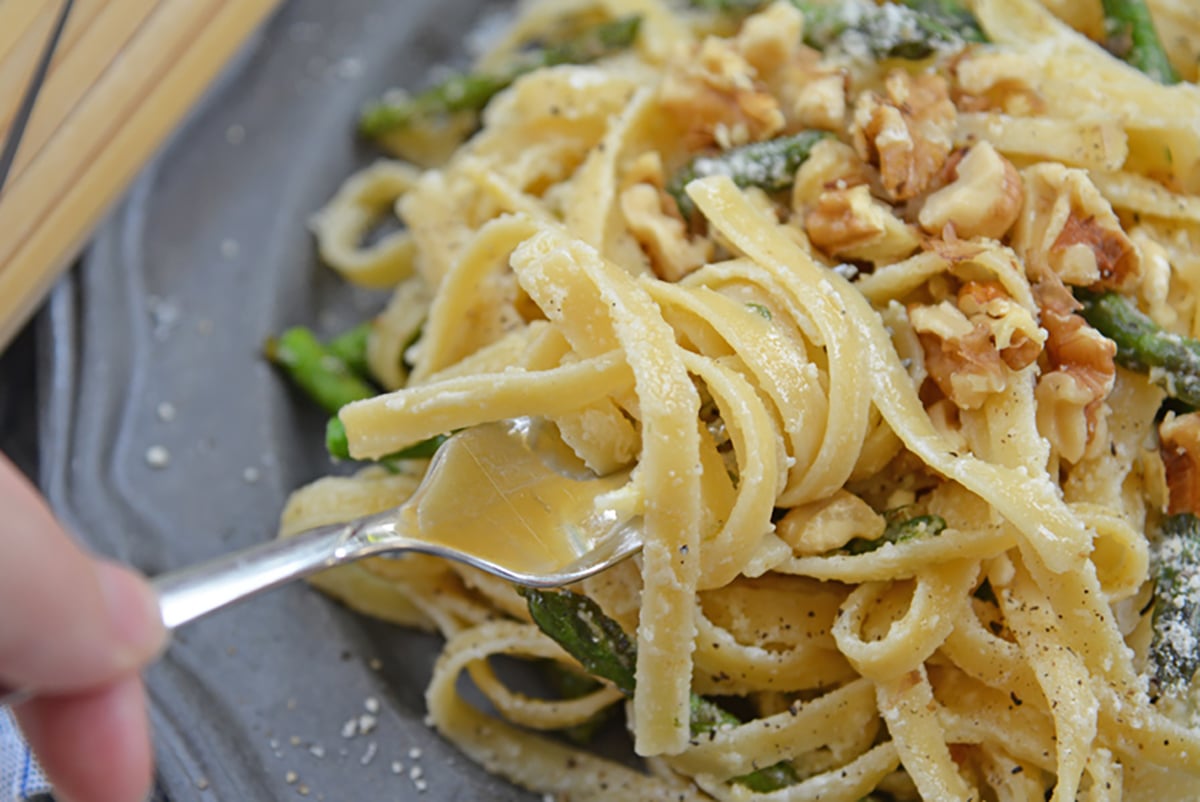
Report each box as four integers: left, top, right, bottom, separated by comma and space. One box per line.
805, 185, 920, 264
911, 281, 1045, 410
956, 281, 1043, 370
918, 142, 1023, 241
1053, 215, 1138, 288
791, 73, 847, 132
924, 234, 987, 264
1012, 163, 1141, 291
776, 490, 885, 556
658, 36, 784, 149
1033, 279, 1117, 463
790, 138, 872, 210
1159, 412, 1200, 515
912, 301, 1007, 409
734, 1, 804, 77
620, 183, 711, 282
951, 51, 1045, 117
851, 70, 957, 202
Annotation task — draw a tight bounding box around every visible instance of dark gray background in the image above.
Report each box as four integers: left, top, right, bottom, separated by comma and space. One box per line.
2, 0, 545, 798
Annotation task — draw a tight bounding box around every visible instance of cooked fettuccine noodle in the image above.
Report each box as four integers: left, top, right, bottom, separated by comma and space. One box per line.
280, 0, 1200, 798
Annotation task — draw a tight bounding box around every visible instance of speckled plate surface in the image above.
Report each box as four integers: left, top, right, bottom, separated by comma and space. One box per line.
37, 0, 538, 798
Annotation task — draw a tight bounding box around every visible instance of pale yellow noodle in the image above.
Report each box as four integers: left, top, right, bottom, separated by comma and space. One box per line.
283, 2, 1200, 798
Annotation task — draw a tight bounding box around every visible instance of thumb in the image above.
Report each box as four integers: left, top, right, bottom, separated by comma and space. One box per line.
0, 455, 166, 693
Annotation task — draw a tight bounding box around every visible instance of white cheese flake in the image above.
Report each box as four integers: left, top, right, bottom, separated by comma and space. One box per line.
144, 446, 170, 469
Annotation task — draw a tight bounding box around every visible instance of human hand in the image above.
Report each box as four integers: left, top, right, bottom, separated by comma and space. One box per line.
0, 454, 166, 802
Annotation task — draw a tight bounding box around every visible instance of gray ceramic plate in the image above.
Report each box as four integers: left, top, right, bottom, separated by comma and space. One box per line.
37, 0, 542, 798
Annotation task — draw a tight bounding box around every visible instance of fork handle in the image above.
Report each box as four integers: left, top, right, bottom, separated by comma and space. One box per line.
153, 523, 353, 630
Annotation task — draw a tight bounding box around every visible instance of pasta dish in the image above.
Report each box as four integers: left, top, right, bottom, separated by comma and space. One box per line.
265, 0, 1200, 798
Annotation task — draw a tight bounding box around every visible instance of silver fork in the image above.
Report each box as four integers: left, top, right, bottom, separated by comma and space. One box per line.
0, 418, 642, 708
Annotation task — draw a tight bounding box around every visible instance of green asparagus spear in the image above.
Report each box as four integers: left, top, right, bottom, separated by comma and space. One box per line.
843, 512, 947, 555
1148, 513, 1200, 694
327, 322, 373, 380
360, 15, 642, 138
325, 417, 450, 462
360, 74, 508, 137
539, 14, 642, 66
267, 325, 453, 465
264, 327, 377, 415
1102, 0, 1179, 85
688, 0, 767, 13
522, 587, 638, 694
667, 131, 828, 220
1075, 289, 1200, 408
897, 0, 987, 44
686, 692, 799, 792
520, 588, 800, 791
388, 434, 451, 460
795, 0, 985, 61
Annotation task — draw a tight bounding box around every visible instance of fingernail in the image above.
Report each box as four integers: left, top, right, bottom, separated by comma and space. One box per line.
97, 562, 168, 663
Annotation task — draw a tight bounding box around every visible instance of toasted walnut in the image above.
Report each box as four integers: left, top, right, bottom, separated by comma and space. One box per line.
1012, 163, 1141, 291
952, 51, 1045, 117
912, 301, 1006, 409
1159, 412, 1200, 515
956, 281, 1044, 370
924, 235, 988, 264
911, 280, 1044, 410
1054, 217, 1139, 285
620, 183, 711, 282
790, 138, 872, 210
805, 185, 920, 264
792, 73, 848, 132
659, 36, 784, 149
851, 70, 957, 202
775, 490, 885, 556
1033, 279, 1117, 463
735, 1, 804, 76
918, 142, 1023, 241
